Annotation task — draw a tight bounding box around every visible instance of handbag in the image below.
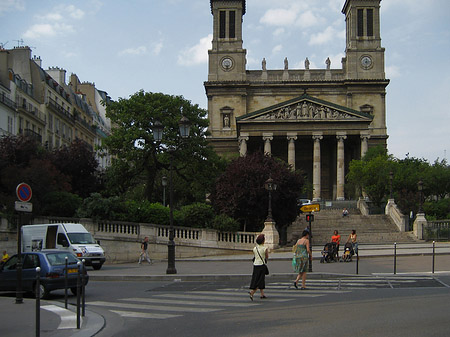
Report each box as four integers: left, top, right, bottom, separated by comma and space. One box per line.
256, 247, 269, 275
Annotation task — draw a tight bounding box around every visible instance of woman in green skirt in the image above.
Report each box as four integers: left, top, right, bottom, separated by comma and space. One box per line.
292, 230, 311, 290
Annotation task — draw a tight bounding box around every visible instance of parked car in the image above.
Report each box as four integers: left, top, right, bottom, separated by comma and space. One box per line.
297, 198, 312, 207
0, 250, 89, 299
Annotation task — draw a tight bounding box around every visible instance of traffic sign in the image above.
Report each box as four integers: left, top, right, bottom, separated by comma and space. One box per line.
306, 214, 314, 222
16, 183, 32, 202
15, 201, 33, 212
300, 203, 320, 213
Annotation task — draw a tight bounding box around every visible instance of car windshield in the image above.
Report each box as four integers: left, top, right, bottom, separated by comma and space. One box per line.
67, 233, 96, 244
46, 252, 79, 266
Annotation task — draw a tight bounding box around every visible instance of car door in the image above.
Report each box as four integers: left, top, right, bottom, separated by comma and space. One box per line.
0, 255, 19, 291
22, 254, 41, 291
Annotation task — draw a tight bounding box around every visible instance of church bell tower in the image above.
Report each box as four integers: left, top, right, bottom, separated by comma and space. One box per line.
208, 0, 247, 81
342, 0, 385, 79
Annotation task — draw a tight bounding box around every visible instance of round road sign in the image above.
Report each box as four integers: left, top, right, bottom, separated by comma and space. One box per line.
16, 183, 32, 202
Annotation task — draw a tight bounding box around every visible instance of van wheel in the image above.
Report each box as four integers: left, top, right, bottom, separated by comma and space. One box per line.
92, 264, 102, 270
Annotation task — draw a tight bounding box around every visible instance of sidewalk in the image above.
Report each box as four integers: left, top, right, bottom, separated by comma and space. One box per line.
2, 242, 449, 337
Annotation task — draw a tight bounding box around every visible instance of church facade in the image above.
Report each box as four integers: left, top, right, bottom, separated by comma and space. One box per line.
205, 0, 389, 201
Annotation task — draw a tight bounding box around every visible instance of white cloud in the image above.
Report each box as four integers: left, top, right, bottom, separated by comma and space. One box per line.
66, 5, 85, 20
271, 44, 282, 54
118, 46, 148, 57
260, 8, 297, 26
296, 10, 321, 29
386, 65, 401, 78
273, 28, 285, 37
177, 34, 212, 66
0, 0, 25, 15
23, 22, 75, 39
152, 41, 163, 56
309, 26, 339, 45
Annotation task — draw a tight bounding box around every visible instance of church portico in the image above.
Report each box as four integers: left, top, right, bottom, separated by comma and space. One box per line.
206, 0, 389, 201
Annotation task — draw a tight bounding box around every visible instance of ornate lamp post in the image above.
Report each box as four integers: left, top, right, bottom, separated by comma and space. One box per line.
264, 177, 277, 222
152, 116, 191, 274
418, 180, 424, 213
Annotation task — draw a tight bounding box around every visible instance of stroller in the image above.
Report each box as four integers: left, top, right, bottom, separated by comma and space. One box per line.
340, 242, 354, 262
320, 242, 338, 263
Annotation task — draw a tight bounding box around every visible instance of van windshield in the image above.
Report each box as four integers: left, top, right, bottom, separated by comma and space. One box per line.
67, 233, 96, 244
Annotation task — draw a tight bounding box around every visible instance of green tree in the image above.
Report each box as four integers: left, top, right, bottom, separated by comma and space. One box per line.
103, 91, 226, 206
347, 146, 394, 207
210, 152, 304, 233
50, 139, 102, 198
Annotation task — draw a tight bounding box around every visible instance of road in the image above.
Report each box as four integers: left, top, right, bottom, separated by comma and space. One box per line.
81, 274, 450, 337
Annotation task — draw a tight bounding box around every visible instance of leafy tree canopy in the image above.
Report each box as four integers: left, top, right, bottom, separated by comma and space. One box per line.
103, 90, 226, 205
210, 152, 304, 232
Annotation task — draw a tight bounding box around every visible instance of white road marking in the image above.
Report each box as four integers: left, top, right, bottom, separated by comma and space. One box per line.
41, 305, 78, 329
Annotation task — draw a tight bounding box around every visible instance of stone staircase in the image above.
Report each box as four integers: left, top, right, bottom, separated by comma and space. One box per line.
287, 207, 418, 246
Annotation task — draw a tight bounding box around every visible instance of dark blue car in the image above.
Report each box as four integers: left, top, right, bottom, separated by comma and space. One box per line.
0, 250, 89, 299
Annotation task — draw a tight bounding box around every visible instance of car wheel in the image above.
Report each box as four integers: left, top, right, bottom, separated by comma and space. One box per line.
92, 264, 102, 270
34, 283, 50, 299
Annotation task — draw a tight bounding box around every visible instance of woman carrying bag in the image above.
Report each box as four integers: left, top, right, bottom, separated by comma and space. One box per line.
249, 234, 269, 301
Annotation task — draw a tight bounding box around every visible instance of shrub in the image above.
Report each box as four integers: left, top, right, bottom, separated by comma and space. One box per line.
125, 200, 170, 225
41, 191, 82, 217
179, 202, 215, 228
211, 214, 240, 232
76, 193, 124, 220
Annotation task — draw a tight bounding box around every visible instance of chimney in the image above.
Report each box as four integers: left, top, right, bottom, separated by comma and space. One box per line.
32, 55, 42, 67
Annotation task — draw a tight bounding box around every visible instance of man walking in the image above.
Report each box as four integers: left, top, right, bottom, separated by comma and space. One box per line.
138, 236, 153, 264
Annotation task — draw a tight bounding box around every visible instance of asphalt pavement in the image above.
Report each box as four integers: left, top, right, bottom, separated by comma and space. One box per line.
2, 242, 450, 337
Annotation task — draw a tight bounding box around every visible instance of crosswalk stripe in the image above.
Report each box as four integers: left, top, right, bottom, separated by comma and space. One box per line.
122, 297, 258, 307
41, 305, 78, 329
153, 293, 293, 302
192, 290, 330, 297
110, 310, 181, 319
87, 301, 222, 313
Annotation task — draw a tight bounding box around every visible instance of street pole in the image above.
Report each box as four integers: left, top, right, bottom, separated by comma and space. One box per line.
308, 213, 313, 273
166, 154, 177, 274
16, 216, 23, 304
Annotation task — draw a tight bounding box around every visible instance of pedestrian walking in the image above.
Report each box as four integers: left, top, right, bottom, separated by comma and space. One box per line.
248, 234, 269, 301
293, 230, 311, 290
138, 237, 152, 264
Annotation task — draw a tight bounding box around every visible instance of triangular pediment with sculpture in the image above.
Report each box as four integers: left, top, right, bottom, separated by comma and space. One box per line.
236, 94, 373, 122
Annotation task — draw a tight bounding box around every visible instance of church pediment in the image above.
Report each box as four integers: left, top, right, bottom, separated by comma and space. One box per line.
236, 94, 373, 122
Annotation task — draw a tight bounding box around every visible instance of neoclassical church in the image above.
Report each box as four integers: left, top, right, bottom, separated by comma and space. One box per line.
205, 0, 389, 201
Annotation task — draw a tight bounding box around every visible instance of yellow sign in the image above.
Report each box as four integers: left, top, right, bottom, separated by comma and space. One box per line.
300, 203, 320, 213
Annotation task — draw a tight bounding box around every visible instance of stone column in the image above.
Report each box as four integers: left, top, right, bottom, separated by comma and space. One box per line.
263, 133, 273, 156
287, 133, 297, 170
312, 133, 323, 201
238, 134, 249, 157
336, 132, 347, 201
360, 132, 370, 158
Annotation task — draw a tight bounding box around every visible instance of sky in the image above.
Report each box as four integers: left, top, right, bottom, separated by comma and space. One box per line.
1, 0, 449, 163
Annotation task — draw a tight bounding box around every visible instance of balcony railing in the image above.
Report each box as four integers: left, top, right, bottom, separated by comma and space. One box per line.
0, 94, 16, 109
47, 98, 73, 121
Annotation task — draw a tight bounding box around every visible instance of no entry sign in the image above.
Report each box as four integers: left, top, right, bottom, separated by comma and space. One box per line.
16, 183, 32, 202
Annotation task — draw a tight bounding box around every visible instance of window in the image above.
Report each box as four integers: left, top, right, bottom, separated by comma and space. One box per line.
7, 116, 13, 134
357, 9, 364, 37
367, 9, 373, 36
229, 11, 236, 38
219, 11, 226, 38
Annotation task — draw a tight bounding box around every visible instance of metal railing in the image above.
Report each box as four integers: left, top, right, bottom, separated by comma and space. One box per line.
423, 220, 450, 241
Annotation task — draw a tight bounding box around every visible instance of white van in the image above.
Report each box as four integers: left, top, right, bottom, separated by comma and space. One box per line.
22, 223, 106, 270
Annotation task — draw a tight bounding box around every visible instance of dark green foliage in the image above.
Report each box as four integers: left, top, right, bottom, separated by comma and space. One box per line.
50, 139, 101, 198
125, 200, 170, 225
211, 214, 240, 232
424, 199, 450, 220
41, 191, 82, 217
178, 202, 215, 228
210, 152, 304, 232
76, 193, 124, 220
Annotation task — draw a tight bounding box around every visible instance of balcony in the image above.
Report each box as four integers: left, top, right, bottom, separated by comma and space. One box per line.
0, 94, 16, 110
47, 98, 73, 122
23, 128, 42, 143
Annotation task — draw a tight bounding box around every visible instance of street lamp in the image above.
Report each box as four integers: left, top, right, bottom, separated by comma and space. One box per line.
152, 115, 191, 274
264, 177, 277, 222
162, 176, 167, 207
418, 180, 424, 213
